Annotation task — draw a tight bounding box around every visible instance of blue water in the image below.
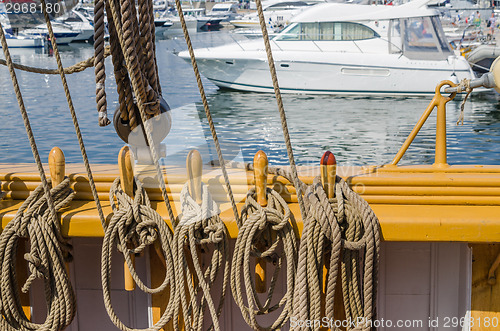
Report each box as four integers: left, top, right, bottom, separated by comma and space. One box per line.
1, 31, 500, 168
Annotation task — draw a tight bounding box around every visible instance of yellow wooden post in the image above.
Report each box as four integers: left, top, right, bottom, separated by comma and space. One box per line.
186, 150, 203, 204
118, 146, 136, 291
254, 150, 268, 293
320, 151, 345, 328
49, 147, 70, 275
49, 147, 65, 189
186, 149, 203, 289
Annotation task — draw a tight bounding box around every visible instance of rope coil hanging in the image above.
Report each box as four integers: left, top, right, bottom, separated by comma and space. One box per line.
292, 176, 380, 331
96, 0, 162, 131
173, 183, 229, 331
0, 178, 76, 331
231, 186, 298, 330
102, 176, 178, 331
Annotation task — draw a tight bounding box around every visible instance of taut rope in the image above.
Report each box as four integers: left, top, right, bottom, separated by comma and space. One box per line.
292, 177, 380, 331
254, 0, 306, 222
173, 0, 240, 225
231, 187, 298, 330
102, 178, 178, 331
174, 183, 229, 331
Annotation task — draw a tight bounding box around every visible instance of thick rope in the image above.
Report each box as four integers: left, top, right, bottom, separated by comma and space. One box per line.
254, 0, 306, 223
106, 0, 177, 227
0, 47, 110, 75
0, 18, 79, 331
231, 187, 298, 330
173, 0, 240, 226
0, 178, 76, 330
102, 177, 178, 331
456, 79, 472, 126
292, 177, 380, 331
94, 0, 111, 126
174, 183, 229, 331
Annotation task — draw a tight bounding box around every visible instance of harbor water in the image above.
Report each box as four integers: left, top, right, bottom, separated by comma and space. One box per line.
1, 30, 500, 168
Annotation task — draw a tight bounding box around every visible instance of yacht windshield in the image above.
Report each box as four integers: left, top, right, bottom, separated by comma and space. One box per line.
402, 16, 452, 60
275, 22, 379, 41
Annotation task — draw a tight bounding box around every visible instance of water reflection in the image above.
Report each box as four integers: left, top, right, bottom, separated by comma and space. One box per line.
1, 32, 500, 167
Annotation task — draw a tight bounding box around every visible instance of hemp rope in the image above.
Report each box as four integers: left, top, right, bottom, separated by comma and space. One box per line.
40, 0, 108, 230
292, 177, 380, 331
103, 1, 183, 329
0, 16, 79, 331
456, 78, 472, 126
94, 0, 110, 126
173, 183, 229, 331
0, 46, 110, 75
102, 177, 178, 331
106, 0, 177, 226
231, 187, 298, 330
173, 0, 240, 225
0, 178, 76, 331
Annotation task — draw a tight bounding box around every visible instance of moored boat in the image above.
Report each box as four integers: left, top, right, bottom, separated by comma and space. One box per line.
180, 1, 476, 95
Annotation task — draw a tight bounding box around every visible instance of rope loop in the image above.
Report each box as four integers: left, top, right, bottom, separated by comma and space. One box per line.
174, 182, 229, 331
231, 186, 298, 330
0, 178, 76, 331
102, 177, 178, 331
292, 176, 380, 331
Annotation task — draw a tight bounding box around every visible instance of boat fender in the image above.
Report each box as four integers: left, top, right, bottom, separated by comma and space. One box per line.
113, 97, 171, 144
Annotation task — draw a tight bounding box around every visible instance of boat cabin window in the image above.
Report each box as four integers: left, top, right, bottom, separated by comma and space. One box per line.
275, 22, 379, 41
402, 16, 452, 60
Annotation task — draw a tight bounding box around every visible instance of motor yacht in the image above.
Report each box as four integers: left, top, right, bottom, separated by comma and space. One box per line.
22, 21, 80, 45
180, 1, 476, 95
230, 0, 319, 29
55, 9, 94, 42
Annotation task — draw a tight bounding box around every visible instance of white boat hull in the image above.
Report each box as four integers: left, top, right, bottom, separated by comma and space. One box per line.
5, 36, 44, 48
187, 49, 474, 96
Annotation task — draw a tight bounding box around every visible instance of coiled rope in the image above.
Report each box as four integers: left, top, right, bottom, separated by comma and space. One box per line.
0, 178, 76, 330
102, 177, 178, 331
0, 10, 83, 329
292, 177, 380, 331
231, 187, 298, 330
173, 183, 229, 331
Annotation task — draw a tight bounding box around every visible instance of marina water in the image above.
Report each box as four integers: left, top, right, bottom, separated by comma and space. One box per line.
1, 30, 500, 168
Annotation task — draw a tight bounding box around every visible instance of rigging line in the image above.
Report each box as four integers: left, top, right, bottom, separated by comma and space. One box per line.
254, 0, 307, 222
173, 0, 241, 226
0, 21, 60, 231
106, 0, 177, 225
40, 0, 107, 229
0, 47, 110, 75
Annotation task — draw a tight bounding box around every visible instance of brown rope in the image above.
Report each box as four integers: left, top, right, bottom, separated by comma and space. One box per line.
94, 0, 111, 126
40, 0, 107, 230
102, 178, 178, 331
0, 47, 110, 74
0, 15, 78, 331
231, 187, 298, 330
174, 183, 229, 331
292, 177, 380, 331
0, 179, 76, 330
